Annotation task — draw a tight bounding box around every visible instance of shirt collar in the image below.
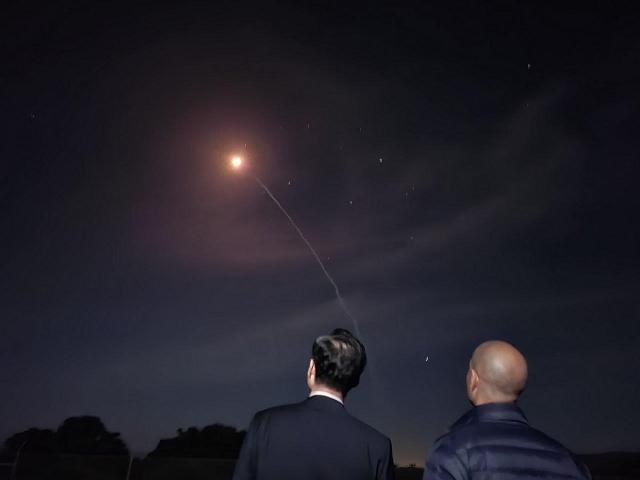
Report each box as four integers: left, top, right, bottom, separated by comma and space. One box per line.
309, 390, 344, 405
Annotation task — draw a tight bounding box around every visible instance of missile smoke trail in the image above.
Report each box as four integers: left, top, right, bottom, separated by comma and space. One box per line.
251, 174, 362, 338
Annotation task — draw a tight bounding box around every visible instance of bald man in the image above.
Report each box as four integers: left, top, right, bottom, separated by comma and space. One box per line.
422, 341, 590, 480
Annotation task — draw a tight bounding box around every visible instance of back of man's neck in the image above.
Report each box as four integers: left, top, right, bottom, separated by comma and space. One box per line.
474, 398, 517, 406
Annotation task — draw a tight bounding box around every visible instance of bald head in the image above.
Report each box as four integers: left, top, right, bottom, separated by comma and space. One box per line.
466, 341, 528, 405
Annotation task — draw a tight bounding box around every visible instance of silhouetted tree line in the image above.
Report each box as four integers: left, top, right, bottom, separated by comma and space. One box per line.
1, 416, 246, 461
2, 416, 128, 458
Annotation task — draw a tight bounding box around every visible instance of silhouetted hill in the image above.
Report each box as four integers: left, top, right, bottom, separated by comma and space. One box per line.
581, 452, 640, 478
396, 465, 424, 480
148, 424, 246, 459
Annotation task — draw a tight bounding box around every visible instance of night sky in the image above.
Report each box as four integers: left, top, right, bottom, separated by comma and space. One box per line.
2, 1, 639, 466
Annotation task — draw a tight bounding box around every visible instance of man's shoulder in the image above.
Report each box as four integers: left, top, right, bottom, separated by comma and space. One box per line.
252, 400, 390, 443
450, 418, 567, 451
443, 413, 548, 447
252, 401, 306, 421
251, 398, 341, 424
432, 407, 534, 453
344, 411, 391, 443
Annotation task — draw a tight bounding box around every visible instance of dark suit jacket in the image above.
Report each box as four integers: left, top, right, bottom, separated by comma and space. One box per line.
232, 395, 395, 480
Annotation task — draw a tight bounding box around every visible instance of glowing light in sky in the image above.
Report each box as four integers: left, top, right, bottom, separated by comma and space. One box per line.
231, 156, 243, 169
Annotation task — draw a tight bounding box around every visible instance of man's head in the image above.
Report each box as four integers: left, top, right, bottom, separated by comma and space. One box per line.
466, 340, 528, 406
307, 328, 367, 399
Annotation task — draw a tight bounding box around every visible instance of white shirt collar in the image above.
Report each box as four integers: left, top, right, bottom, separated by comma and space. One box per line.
309, 390, 344, 405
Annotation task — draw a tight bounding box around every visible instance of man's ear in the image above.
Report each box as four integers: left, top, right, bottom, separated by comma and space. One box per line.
469, 368, 479, 393
308, 359, 315, 381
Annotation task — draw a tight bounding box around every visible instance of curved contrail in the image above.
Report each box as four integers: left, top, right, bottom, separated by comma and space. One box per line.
251, 174, 362, 338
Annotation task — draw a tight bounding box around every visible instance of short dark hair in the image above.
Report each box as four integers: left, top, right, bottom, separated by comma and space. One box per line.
312, 328, 367, 396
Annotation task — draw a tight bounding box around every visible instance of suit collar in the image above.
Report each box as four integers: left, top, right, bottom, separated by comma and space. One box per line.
304, 395, 346, 413
309, 390, 344, 404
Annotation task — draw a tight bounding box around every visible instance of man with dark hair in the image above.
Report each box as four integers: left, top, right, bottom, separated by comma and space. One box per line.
423, 340, 590, 480
233, 328, 395, 480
